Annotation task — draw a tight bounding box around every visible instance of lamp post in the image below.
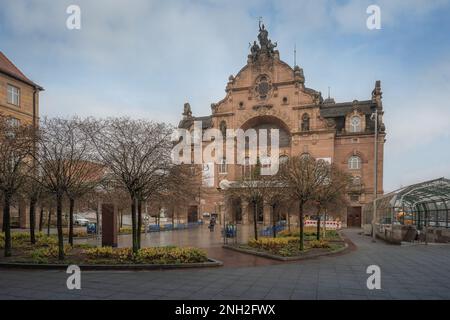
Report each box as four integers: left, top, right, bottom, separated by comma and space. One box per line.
218, 180, 231, 245
371, 110, 379, 242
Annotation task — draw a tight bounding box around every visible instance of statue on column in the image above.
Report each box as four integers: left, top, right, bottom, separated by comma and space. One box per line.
183, 102, 192, 118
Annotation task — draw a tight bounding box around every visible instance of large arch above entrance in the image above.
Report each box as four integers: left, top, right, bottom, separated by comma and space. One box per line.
239, 115, 292, 148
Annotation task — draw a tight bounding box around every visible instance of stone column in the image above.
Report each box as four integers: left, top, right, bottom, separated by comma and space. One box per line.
241, 200, 249, 225
102, 203, 118, 247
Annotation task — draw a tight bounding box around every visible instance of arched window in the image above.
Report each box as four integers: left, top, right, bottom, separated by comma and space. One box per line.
352, 176, 361, 185
219, 120, 227, 138
243, 157, 251, 179
301, 113, 310, 131
300, 153, 311, 160
348, 156, 362, 170
350, 116, 361, 133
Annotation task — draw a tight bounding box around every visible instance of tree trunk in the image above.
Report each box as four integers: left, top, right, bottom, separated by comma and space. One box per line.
56, 194, 64, 260
272, 204, 277, 238
29, 196, 37, 244
3, 194, 12, 257
137, 200, 142, 249
47, 207, 53, 236
253, 201, 258, 241
39, 206, 44, 232
299, 202, 304, 251
171, 206, 175, 226
69, 198, 75, 247
316, 207, 321, 241
131, 196, 138, 254
287, 208, 291, 232
95, 204, 99, 236
120, 209, 123, 228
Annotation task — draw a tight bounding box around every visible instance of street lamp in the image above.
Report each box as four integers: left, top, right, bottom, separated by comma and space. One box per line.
370, 110, 379, 242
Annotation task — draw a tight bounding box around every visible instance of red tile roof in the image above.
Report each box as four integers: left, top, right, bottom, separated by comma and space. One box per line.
0, 51, 43, 90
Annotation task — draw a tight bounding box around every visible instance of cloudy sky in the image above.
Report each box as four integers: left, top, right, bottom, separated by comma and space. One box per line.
1, 0, 449, 192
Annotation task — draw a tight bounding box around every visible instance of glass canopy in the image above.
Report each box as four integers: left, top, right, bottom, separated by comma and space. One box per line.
363, 178, 450, 229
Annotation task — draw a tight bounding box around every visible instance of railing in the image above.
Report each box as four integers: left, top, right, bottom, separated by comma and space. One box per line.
260, 221, 287, 236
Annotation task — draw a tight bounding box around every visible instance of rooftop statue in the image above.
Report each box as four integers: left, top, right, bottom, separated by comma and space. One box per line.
183, 102, 192, 118
250, 22, 278, 61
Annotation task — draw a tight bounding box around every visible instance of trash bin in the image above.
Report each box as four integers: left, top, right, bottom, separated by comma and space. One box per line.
87, 222, 97, 234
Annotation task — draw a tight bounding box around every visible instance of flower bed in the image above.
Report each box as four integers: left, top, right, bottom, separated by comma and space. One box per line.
277, 228, 341, 241
83, 246, 208, 265
236, 232, 345, 258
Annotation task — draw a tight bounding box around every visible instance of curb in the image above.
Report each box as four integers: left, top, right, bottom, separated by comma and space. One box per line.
223, 242, 348, 261
0, 258, 223, 270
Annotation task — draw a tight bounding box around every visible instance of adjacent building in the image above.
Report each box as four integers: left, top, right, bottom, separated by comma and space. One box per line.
0, 51, 43, 229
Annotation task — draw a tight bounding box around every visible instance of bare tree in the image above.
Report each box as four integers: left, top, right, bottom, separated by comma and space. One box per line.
21, 175, 45, 244
0, 115, 34, 257
66, 159, 103, 246
33, 117, 95, 260
279, 156, 330, 251
85, 117, 173, 253
227, 159, 272, 241
312, 164, 350, 240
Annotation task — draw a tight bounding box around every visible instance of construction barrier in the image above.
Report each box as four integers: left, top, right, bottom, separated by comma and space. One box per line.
304, 220, 342, 230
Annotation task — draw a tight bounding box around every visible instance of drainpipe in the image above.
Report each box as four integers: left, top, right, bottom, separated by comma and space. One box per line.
371, 110, 378, 242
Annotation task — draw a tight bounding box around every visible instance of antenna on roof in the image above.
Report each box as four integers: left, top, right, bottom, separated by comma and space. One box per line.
294, 43, 297, 67
328, 86, 331, 99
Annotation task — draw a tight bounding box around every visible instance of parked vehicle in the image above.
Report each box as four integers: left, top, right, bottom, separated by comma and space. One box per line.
74, 214, 90, 226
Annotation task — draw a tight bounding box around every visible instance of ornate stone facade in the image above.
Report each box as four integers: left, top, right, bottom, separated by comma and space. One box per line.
178, 26, 386, 227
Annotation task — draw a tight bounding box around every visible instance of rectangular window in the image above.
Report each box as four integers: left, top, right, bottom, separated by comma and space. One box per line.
219, 158, 227, 174
7, 84, 20, 106
7, 117, 20, 127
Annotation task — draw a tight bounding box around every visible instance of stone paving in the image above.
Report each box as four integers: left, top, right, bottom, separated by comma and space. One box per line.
1, 229, 450, 300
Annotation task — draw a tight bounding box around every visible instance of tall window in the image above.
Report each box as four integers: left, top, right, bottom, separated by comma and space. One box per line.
243, 157, 251, 179
7, 84, 20, 106
348, 156, 362, 170
301, 113, 310, 131
350, 116, 361, 133
219, 158, 227, 174
219, 120, 227, 138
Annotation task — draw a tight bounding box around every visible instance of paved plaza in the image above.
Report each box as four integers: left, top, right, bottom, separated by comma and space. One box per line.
1, 229, 450, 300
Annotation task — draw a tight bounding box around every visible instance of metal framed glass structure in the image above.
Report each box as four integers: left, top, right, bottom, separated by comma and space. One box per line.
363, 178, 450, 230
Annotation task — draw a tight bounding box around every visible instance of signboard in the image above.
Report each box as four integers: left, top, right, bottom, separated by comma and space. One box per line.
202, 162, 214, 187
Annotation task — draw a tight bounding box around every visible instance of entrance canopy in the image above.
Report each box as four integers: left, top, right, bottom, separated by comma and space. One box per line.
364, 178, 450, 229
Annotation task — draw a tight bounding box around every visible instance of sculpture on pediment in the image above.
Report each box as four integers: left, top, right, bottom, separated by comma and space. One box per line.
183, 102, 192, 118
258, 22, 269, 48
249, 22, 278, 62
250, 41, 260, 61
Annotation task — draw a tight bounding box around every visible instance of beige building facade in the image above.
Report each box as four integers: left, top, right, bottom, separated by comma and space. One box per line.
178, 26, 386, 227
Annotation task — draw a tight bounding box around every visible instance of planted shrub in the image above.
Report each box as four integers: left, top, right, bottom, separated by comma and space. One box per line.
308, 240, 331, 249
83, 246, 208, 264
